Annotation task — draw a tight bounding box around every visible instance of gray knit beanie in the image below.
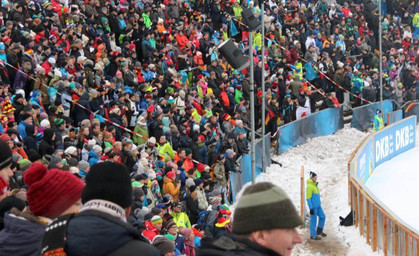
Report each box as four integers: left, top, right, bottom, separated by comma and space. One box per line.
152, 236, 174, 255
232, 182, 303, 234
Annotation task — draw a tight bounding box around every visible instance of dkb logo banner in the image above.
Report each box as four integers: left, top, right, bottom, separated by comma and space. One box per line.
374, 116, 416, 167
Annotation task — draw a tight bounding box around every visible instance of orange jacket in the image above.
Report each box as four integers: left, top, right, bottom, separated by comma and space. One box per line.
176, 34, 189, 49
183, 158, 194, 172
163, 177, 180, 202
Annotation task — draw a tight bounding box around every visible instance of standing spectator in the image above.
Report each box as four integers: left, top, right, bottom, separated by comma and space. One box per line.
142, 215, 164, 243
306, 171, 327, 240
170, 201, 191, 229
163, 171, 181, 202
185, 185, 199, 224
179, 228, 196, 256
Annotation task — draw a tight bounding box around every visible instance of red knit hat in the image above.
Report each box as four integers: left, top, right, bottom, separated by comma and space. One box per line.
198, 135, 205, 142
166, 171, 175, 179
0, 134, 11, 142
24, 162, 84, 218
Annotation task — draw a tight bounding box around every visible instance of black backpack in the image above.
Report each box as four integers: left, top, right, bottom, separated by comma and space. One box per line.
339, 211, 354, 226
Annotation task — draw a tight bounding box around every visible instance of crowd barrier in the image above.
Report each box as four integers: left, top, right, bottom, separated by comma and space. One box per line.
351, 101, 394, 131
404, 101, 419, 122
278, 107, 344, 153
348, 116, 418, 255
387, 109, 403, 125
230, 133, 271, 202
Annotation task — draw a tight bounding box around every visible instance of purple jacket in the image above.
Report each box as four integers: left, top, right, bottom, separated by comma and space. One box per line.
13, 68, 28, 90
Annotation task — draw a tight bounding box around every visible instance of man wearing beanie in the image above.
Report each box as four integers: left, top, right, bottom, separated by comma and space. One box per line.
55, 162, 159, 256
198, 182, 303, 256
0, 140, 13, 200
0, 162, 84, 256
152, 235, 175, 256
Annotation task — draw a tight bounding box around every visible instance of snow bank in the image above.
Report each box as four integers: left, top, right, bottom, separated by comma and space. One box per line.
366, 146, 419, 232
237, 126, 383, 255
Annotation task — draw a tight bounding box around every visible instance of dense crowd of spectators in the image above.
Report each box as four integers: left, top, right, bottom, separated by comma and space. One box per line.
0, 0, 418, 254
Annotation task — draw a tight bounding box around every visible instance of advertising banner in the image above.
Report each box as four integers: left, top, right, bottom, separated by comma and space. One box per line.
374, 115, 416, 167
355, 138, 375, 183
351, 116, 417, 184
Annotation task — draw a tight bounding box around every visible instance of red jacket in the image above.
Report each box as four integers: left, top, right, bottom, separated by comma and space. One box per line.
141, 221, 159, 243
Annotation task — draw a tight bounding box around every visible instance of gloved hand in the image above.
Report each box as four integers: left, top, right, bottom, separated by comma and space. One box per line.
310, 209, 315, 215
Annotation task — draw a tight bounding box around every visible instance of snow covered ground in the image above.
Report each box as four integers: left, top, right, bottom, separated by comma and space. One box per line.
237, 126, 382, 255
366, 146, 419, 233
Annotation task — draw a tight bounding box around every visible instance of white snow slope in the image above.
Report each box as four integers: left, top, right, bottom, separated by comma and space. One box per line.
366, 146, 419, 232
241, 126, 383, 255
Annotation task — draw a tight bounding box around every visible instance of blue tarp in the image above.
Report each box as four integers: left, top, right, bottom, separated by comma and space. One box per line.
387, 109, 403, 125
351, 100, 394, 130
230, 135, 270, 202
278, 108, 344, 153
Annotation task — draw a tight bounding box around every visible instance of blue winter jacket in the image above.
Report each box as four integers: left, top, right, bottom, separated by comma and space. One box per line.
0, 213, 45, 256
18, 121, 28, 140
306, 178, 321, 209
88, 150, 101, 167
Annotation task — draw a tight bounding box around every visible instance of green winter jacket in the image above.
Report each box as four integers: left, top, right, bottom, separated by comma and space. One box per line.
133, 125, 148, 145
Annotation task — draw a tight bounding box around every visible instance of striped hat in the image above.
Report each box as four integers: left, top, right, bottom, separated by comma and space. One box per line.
232, 182, 303, 234
151, 215, 163, 225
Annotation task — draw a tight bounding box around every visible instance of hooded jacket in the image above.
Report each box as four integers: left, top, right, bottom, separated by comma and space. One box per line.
163, 177, 180, 202
0, 210, 46, 256
73, 92, 91, 125
88, 150, 101, 167
306, 178, 321, 209
24, 125, 38, 151
66, 210, 159, 256
39, 128, 55, 157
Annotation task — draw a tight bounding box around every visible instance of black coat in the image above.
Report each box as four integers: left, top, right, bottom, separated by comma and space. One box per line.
185, 194, 199, 225
66, 210, 159, 256
120, 149, 135, 172
224, 157, 237, 174
39, 128, 55, 157
198, 233, 281, 256
73, 92, 91, 126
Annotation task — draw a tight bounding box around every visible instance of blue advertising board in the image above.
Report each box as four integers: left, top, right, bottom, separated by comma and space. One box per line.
353, 116, 417, 184
355, 139, 375, 183
374, 116, 416, 167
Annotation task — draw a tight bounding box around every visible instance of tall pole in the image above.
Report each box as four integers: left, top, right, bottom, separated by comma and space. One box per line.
249, 31, 256, 184
379, 0, 383, 113
261, 2, 266, 173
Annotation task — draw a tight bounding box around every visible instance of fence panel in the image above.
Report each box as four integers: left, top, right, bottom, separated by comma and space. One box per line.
351, 100, 394, 131
279, 107, 343, 153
